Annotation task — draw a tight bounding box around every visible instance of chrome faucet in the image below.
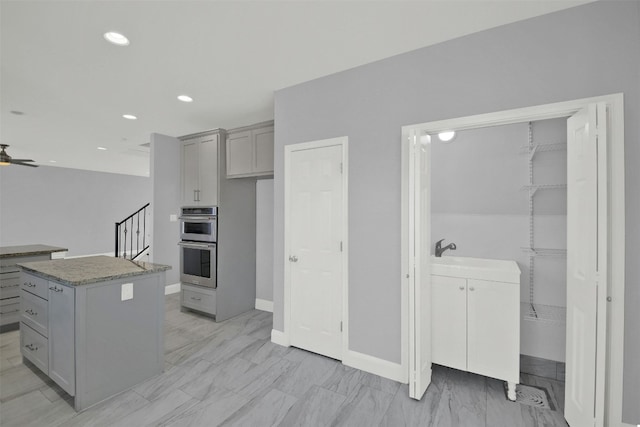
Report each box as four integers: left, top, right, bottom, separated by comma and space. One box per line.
435, 239, 457, 257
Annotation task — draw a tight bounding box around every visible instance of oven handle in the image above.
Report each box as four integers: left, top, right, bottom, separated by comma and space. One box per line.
178, 242, 216, 249
179, 216, 217, 222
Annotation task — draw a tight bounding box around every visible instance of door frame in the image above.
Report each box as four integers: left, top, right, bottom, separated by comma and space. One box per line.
401, 93, 626, 426
282, 136, 349, 359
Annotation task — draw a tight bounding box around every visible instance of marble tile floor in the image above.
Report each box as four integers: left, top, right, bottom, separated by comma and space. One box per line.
0, 294, 567, 427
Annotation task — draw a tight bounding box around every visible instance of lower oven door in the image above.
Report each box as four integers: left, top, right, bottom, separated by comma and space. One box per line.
178, 241, 216, 288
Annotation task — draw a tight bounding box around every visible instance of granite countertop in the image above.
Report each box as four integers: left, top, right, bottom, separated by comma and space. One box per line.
0, 244, 68, 259
18, 255, 171, 286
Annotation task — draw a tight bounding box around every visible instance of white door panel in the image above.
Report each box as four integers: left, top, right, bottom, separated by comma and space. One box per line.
289, 144, 343, 360
409, 132, 432, 400
565, 105, 602, 427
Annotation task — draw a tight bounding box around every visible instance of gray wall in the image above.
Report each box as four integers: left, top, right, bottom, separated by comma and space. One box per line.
256, 179, 274, 302
272, 1, 640, 422
0, 165, 150, 257
150, 133, 181, 286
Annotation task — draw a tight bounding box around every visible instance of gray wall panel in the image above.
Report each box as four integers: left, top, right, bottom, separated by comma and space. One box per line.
150, 133, 181, 286
256, 179, 274, 302
0, 165, 150, 257
272, 1, 640, 421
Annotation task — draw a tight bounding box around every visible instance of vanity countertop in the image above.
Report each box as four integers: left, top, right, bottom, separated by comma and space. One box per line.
18, 255, 170, 286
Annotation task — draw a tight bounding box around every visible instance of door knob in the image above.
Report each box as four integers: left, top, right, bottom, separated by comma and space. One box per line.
289, 255, 298, 262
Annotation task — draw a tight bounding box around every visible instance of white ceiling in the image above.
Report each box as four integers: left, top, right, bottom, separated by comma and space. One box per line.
1, 0, 592, 176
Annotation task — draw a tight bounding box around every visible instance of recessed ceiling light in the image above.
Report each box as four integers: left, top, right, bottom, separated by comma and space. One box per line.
122, 114, 137, 120
177, 95, 193, 103
104, 32, 130, 46
97, 147, 107, 151
438, 131, 456, 142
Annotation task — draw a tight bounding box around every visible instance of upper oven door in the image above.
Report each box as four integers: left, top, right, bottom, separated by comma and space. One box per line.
180, 216, 217, 242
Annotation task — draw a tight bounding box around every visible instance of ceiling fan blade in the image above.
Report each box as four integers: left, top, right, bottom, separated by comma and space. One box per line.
12, 161, 39, 167
10, 158, 34, 162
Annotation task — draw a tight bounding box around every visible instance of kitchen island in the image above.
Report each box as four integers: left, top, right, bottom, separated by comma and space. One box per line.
18, 255, 170, 411
0, 244, 67, 328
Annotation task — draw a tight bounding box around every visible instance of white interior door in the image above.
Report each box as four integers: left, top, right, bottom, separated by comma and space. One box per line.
409, 131, 432, 399
288, 143, 344, 360
565, 104, 606, 427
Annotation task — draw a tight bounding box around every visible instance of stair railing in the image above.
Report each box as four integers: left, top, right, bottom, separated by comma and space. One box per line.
115, 203, 150, 260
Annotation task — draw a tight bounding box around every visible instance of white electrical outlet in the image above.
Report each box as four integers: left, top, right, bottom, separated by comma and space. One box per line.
169, 214, 178, 222
121, 283, 133, 301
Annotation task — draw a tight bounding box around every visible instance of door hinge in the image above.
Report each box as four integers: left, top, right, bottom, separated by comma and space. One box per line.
340, 321, 343, 332
340, 241, 343, 252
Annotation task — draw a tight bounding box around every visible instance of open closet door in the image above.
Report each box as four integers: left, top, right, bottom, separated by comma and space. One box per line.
409, 131, 432, 400
565, 104, 607, 427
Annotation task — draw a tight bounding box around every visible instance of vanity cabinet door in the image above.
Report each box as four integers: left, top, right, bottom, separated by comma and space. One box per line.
431, 275, 467, 371
466, 279, 519, 383
48, 283, 75, 396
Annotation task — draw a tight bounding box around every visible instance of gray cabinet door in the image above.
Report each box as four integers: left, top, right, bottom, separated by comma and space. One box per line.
226, 130, 253, 177
197, 135, 219, 206
181, 140, 200, 205
253, 126, 274, 174
48, 283, 75, 396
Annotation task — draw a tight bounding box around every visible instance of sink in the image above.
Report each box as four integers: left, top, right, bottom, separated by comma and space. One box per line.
431, 255, 520, 283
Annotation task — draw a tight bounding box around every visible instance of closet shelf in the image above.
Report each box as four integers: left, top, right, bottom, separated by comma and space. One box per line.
521, 184, 567, 194
521, 247, 567, 257
520, 143, 566, 160
521, 302, 566, 324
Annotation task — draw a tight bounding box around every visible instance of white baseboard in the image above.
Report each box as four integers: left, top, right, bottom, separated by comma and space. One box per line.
343, 349, 407, 384
165, 283, 181, 295
255, 298, 273, 312
271, 329, 290, 347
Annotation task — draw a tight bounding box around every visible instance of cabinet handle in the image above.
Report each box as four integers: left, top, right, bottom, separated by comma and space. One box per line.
25, 309, 38, 316
469, 287, 475, 291
24, 282, 36, 288
190, 296, 202, 301
49, 286, 63, 292
1, 284, 19, 288
25, 344, 38, 351
459, 286, 465, 290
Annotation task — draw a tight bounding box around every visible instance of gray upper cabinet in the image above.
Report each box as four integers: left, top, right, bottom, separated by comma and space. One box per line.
226, 121, 274, 178
181, 133, 219, 206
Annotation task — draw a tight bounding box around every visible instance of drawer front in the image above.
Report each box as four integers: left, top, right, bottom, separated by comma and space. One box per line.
21, 290, 48, 337
20, 323, 48, 374
182, 287, 216, 315
0, 300, 21, 325
21, 273, 49, 300
0, 272, 21, 299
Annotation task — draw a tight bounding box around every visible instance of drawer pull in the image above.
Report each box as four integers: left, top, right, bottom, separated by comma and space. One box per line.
24, 282, 36, 288
469, 287, 475, 291
190, 296, 202, 301
25, 309, 38, 316
25, 344, 39, 351
459, 286, 465, 290
49, 286, 63, 293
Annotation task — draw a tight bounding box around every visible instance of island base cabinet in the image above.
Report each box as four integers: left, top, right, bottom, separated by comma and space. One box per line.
48, 283, 75, 396
21, 323, 48, 374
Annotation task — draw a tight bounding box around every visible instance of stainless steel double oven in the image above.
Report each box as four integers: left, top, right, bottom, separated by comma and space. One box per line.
178, 206, 217, 288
